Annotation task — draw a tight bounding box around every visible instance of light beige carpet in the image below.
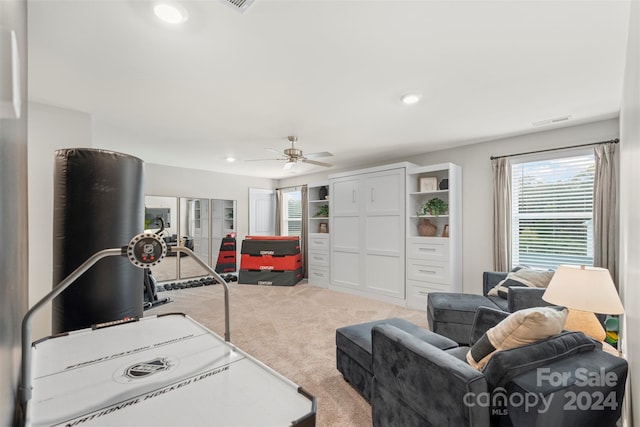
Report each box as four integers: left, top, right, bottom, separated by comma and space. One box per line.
147, 281, 429, 426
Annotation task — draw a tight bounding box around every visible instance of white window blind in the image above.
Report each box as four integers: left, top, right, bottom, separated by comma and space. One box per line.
511, 153, 595, 270
283, 191, 302, 237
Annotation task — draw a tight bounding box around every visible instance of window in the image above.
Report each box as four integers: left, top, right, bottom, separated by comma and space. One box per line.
281, 190, 302, 237
511, 151, 595, 270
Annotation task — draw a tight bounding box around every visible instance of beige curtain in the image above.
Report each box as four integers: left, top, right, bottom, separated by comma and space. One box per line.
492, 157, 512, 271
593, 143, 618, 286
301, 185, 308, 277
274, 188, 283, 235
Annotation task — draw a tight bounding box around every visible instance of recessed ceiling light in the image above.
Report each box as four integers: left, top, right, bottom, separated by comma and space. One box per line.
154, 3, 189, 24
401, 93, 422, 105
226, 157, 236, 163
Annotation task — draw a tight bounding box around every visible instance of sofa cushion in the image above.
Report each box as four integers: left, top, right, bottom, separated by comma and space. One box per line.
428, 292, 508, 344
469, 306, 511, 346
487, 268, 554, 299
445, 346, 471, 362
482, 331, 599, 388
486, 295, 509, 311
428, 293, 502, 324
466, 306, 568, 370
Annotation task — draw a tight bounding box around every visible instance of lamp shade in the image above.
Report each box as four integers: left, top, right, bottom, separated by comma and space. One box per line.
542, 265, 624, 314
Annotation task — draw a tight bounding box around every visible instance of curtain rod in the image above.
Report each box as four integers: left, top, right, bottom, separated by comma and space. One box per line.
490, 138, 619, 161
276, 184, 306, 191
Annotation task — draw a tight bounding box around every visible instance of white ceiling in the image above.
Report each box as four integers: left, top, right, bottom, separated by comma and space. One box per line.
28, 0, 631, 179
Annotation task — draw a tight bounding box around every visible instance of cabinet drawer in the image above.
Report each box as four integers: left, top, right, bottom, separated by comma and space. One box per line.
407, 260, 449, 284
406, 280, 450, 310
407, 238, 449, 261
308, 250, 329, 267
309, 265, 330, 285
309, 234, 330, 250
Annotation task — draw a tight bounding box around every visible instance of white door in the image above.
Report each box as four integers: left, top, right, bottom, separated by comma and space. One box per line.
249, 188, 275, 236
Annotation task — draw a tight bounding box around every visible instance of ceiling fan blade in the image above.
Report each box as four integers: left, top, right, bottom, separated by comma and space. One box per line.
305, 151, 333, 158
283, 161, 295, 170
302, 159, 333, 167
244, 158, 285, 162
264, 148, 283, 155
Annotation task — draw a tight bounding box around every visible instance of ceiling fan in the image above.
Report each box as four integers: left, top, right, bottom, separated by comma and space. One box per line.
246, 136, 334, 170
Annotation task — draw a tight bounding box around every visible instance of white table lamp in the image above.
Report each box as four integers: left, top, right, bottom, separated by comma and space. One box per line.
543, 265, 623, 342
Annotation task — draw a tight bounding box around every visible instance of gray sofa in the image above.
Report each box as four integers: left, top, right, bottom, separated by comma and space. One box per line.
427, 271, 551, 344
336, 317, 458, 402
371, 307, 628, 427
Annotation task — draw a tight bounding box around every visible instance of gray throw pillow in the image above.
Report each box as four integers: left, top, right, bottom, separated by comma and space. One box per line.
487, 268, 554, 299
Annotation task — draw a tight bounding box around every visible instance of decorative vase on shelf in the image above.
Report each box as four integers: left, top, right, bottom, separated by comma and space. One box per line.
417, 219, 437, 237
318, 186, 328, 200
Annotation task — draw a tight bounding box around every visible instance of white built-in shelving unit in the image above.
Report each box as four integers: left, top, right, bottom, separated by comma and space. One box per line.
307, 183, 331, 287
406, 163, 462, 309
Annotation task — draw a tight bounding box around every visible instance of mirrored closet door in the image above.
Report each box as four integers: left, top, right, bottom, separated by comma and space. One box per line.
144, 195, 236, 282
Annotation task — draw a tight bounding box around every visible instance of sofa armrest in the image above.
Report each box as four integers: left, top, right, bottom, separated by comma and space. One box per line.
482, 331, 599, 388
506, 346, 628, 427
483, 271, 508, 296
371, 324, 490, 427
507, 287, 551, 312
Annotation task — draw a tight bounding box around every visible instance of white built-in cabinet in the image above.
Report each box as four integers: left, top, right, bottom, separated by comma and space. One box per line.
307, 183, 331, 287
329, 163, 412, 302
406, 163, 462, 309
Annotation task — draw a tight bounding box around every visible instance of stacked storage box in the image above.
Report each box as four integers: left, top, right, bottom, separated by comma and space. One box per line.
239, 236, 303, 286
215, 234, 237, 273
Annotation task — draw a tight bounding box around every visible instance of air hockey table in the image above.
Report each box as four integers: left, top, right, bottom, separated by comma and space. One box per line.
21, 234, 316, 426
25, 314, 315, 427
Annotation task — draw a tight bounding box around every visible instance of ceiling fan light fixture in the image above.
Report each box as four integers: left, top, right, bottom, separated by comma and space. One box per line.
245, 136, 334, 170
283, 161, 295, 171
401, 93, 422, 105
154, 2, 189, 24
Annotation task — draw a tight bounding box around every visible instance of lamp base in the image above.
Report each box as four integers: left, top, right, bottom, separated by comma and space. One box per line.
563, 309, 606, 342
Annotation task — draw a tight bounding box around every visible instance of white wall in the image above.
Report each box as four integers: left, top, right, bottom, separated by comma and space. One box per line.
27, 104, 275, 340
28, 102, 93, 339
619, 1, 639, 424
407, 119, 619, 293
280, 118, 619, 295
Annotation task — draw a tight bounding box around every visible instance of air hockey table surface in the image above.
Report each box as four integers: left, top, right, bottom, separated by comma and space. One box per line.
25, 313, 316, 427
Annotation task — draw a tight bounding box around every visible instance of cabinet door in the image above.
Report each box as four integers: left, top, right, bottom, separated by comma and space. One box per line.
331, 177, 360, 216
364, 168, 405, 298
365, 254, 405, 298
331, 214, 361, 289
364, 169, 404, 215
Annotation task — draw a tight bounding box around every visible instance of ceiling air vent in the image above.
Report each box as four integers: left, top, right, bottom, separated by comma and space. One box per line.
220, 0, 256, 13
532, 115, 572, 127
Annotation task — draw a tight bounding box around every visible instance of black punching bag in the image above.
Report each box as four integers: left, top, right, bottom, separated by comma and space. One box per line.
52, 148, 144, 334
